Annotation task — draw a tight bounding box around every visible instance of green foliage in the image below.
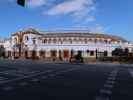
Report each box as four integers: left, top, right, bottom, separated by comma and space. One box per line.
123, 48, 129, 56
0, 45, 5, 57
74, 51, 83, 63
112, 48, 123, 56
111, 48, 133, 63
112, 48, 129, 57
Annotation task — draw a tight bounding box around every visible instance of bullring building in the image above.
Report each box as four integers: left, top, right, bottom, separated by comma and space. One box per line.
1, 28, 133, 62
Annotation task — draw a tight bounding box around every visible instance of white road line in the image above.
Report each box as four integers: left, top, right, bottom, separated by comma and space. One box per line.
31, 78, 40, 82
110, 73, 117, 75
48, 68, 78, 77
48, 74, 56, 77
19, 82, 28, 86
104, 84, 114, 88
41, 76, 48, 79
96, 69, 118, 100
128, 69, 133, 78
107, 77, 116, 81
0, 68, 80, 85
0, 77, 8, 81
96, 96, 110, 100
105, 80, 115, 84
109, 74, 116, 77
0, 71, 48, 84
0, 70, 41, 77
3, 86, 13, 91
100, 89, 112, 95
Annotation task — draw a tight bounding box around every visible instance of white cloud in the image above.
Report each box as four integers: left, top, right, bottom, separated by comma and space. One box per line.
27, 0, 47, 7
44, 0, 95, 21
70, 24, 106, 33
90, 24, 105, 33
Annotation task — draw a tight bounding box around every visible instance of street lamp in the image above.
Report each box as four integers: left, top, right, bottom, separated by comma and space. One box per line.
96, 49, 98, 60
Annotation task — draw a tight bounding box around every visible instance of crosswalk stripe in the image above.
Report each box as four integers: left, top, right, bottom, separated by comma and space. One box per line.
104, 84, 114, 88
31, 78, 39, 82
128, 69, 133, 78
107, 77, 116, 81
96, 96, 110, 100
3, 86, 13, 91
19, 82, 28, 86
100, 89, 112, 95
105, 80, 115, 84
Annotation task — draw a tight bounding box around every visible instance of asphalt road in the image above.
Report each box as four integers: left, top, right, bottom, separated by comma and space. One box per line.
0, 60, 132, 100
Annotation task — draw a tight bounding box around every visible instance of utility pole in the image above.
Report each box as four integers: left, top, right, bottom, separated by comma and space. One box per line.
96, 49, 98, 60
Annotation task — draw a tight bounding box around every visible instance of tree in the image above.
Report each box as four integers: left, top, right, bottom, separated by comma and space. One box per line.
123, 48, 129, 57
112, 48, 123, 56
74, 51, 83, 63
0, 45, 5, 58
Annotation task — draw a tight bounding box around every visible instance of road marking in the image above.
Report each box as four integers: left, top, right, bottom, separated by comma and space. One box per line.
0, 67, 80, 85
96, 96, 109, 100
41, 76, 47, 79
109, 73, 117, 76
0, 77, 8, 81
0, 70, 41, 77
96, 69, 118, 100
105, 80, 115, 84
110, 73, 117, 75
104, 84, 114, 88
100, 89, 112, 95
107, 77, 116, 81
19, 82, 28, 86
46, 70, 53, 73
128, 69, 133, 78
48, 74, 56, 77
31, 78, 39, 82
0, 71, 48, 84
3, 86, 13, 91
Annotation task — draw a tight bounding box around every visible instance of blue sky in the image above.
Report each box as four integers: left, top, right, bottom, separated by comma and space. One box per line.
0, 0, 132, 41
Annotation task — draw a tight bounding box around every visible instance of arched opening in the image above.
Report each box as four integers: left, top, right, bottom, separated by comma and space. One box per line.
25, 51, 28, 59
31, 50, 37, 59
63, 50, 69, 58
39, 50, 46, 59
59, 50, 62, 60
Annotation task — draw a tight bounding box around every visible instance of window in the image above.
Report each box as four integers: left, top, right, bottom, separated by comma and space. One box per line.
69, 39, 72, 44
108, 41, 111, 44
131, 48, 133, 53
84, 39, 87, 44
48, 39, 51, 43
87, 50, 89, 53
104, 40, 108, 44
43, 39, 47, 43
51, 50, 57, 57
33, 39, 36, 44
25, 36, 29, 41
104, 51, 108, 56
14, 38, 17, 43
58, 38, 62, 44
90, 51, 94, 56
53, 38, 57, 43
94, 39, 97, 43
39, 50, 45, 58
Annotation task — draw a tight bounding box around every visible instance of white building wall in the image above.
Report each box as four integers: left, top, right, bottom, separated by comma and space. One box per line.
1, 30, 133, 59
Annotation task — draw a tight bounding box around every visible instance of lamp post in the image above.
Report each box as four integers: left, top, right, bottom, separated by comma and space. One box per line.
96, 49, 98, 60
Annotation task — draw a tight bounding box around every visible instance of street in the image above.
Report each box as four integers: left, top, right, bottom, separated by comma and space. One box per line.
0, 60, 132, 100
